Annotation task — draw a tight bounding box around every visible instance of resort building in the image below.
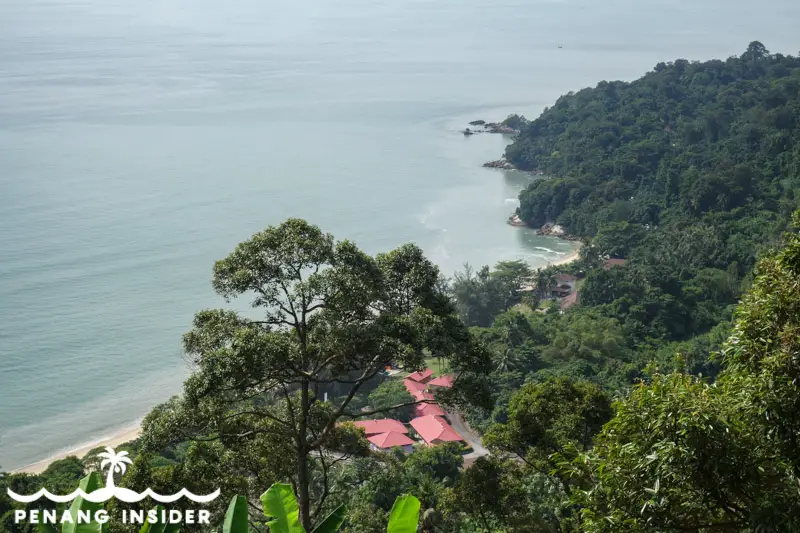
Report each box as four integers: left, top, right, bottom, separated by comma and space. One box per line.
427, 375, 454, 389
367, 431, 415, 453
354, 419, 408, 437
406, 368, 434, 384
410, 415, 464, 446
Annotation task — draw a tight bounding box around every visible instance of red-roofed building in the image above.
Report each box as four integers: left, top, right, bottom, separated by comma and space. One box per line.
404, 378, 427, 396
354, 419, 408, 437
410, 415, 464, 446
406, 368, 434, 383
411, 389, 435, 402
428, 375, 454, 389
556, 273, 578, 284
560, 291, 580, 311
603, 258, 627, 270
414, 402, 446, 418
367, 431, 415, 453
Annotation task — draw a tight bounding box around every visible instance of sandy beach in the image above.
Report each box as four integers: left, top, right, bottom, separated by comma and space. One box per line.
10, 246, 581, 476
13, 424, 142, 475
547, 244, 583, 267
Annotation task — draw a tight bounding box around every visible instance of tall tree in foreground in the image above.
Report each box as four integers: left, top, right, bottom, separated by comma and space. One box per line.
139, 219, 489, 531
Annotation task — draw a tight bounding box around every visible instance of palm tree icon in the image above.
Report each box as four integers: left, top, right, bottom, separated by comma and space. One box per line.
97, 447, 132, 489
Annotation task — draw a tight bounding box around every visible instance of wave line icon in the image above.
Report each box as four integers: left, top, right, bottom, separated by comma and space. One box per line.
7, 447, 220, 504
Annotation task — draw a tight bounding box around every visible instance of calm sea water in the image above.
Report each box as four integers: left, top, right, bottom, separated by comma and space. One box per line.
1, 0, 798, 470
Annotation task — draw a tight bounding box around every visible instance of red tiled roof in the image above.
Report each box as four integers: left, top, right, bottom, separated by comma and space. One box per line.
560, 291, 580, 310
367, 431, 415, 449
428, 375, 454, 388
404, 378, 427, 395
414, 402, 445, 417
412, 389, 435, 402
410, 415, 463, 445
354, 419, 408, 436
603, 258, 627, 270
406, 369, 434, 383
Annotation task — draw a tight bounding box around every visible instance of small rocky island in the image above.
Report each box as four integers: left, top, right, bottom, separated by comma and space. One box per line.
463, 114, 528, 136
483, 158, 517, 170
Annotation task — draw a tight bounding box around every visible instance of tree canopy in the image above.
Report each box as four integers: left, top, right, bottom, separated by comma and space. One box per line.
138, 219, 490, 531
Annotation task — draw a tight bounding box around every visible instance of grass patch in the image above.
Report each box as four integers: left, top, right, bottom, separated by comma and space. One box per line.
424, 357, 451, 376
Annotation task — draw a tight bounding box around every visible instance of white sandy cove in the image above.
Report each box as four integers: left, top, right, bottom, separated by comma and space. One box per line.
550, 247, 581, 267
14, 425, 142, 475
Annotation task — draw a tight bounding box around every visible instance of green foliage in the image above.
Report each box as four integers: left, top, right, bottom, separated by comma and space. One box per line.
402, 443, 463, 486
261, 484, 305, 533
721, 209, 800, 473
505, 43, 799, 349
485, 377, 612, 470
221, 483, 417, 533
365, 380, 415, 422
540, 313, 628, 366
512, 43, 800, 239
500, 114, 528, 131
14, 45, 798, 533
137, 506, 181, 533
445, 457, 562, 533
450, 261, 533, 327
385, 495, 420, 533
309, 506, 346, 533
590, 222, 646, 259
565, 373, 800, 531
138, 219, 490, 531
221, 497, 249, 533
558, 211, 800, 531
63, 473, 105, 533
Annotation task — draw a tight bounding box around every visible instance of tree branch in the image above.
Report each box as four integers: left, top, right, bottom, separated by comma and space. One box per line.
339, 398, 435, 419
309, 359, 386, 449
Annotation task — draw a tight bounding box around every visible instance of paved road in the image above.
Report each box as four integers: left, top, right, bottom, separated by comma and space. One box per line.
446, 412, 490, 465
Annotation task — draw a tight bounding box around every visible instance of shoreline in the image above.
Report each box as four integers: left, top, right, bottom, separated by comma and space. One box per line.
11, 247, 580, 476
9, 111, 570, 478
546, 245, 582, 267
13, 423, 142, 475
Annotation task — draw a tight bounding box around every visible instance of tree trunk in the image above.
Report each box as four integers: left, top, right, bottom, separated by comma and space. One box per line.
297, 378, 312, 530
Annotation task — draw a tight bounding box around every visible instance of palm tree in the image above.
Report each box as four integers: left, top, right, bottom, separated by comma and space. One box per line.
98, 447, 132, 489
496, 325, 521, 372
536, 268, 557, 300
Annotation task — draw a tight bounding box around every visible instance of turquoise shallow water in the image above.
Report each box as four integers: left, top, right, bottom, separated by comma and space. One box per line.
1, 0, 798, 470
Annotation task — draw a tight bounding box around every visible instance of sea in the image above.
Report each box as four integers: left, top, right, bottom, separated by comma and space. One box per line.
1, 0, 798, 470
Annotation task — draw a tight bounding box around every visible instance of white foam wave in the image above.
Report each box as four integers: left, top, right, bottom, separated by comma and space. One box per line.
534, 246, 557, 254
7, 487, 220, 504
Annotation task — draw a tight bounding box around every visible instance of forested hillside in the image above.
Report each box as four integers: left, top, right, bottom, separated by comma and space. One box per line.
511, 41, 800, 245
478, 43, 800, 372
4, 43, 800, 533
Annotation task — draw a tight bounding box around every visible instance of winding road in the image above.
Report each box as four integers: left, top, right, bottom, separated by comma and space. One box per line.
446, 412, 490, 466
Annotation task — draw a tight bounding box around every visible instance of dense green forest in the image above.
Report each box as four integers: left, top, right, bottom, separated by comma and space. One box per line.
511, 41, 800, 237
3, 43, 800, 533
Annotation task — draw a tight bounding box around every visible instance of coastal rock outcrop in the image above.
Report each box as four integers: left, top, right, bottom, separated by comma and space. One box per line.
483, 158, 516, 170
507, 214, 526, 227
485, 123, 521, 134
464, 121, 521, 135
537, 222, 580, 241
537, 222, 566, 237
